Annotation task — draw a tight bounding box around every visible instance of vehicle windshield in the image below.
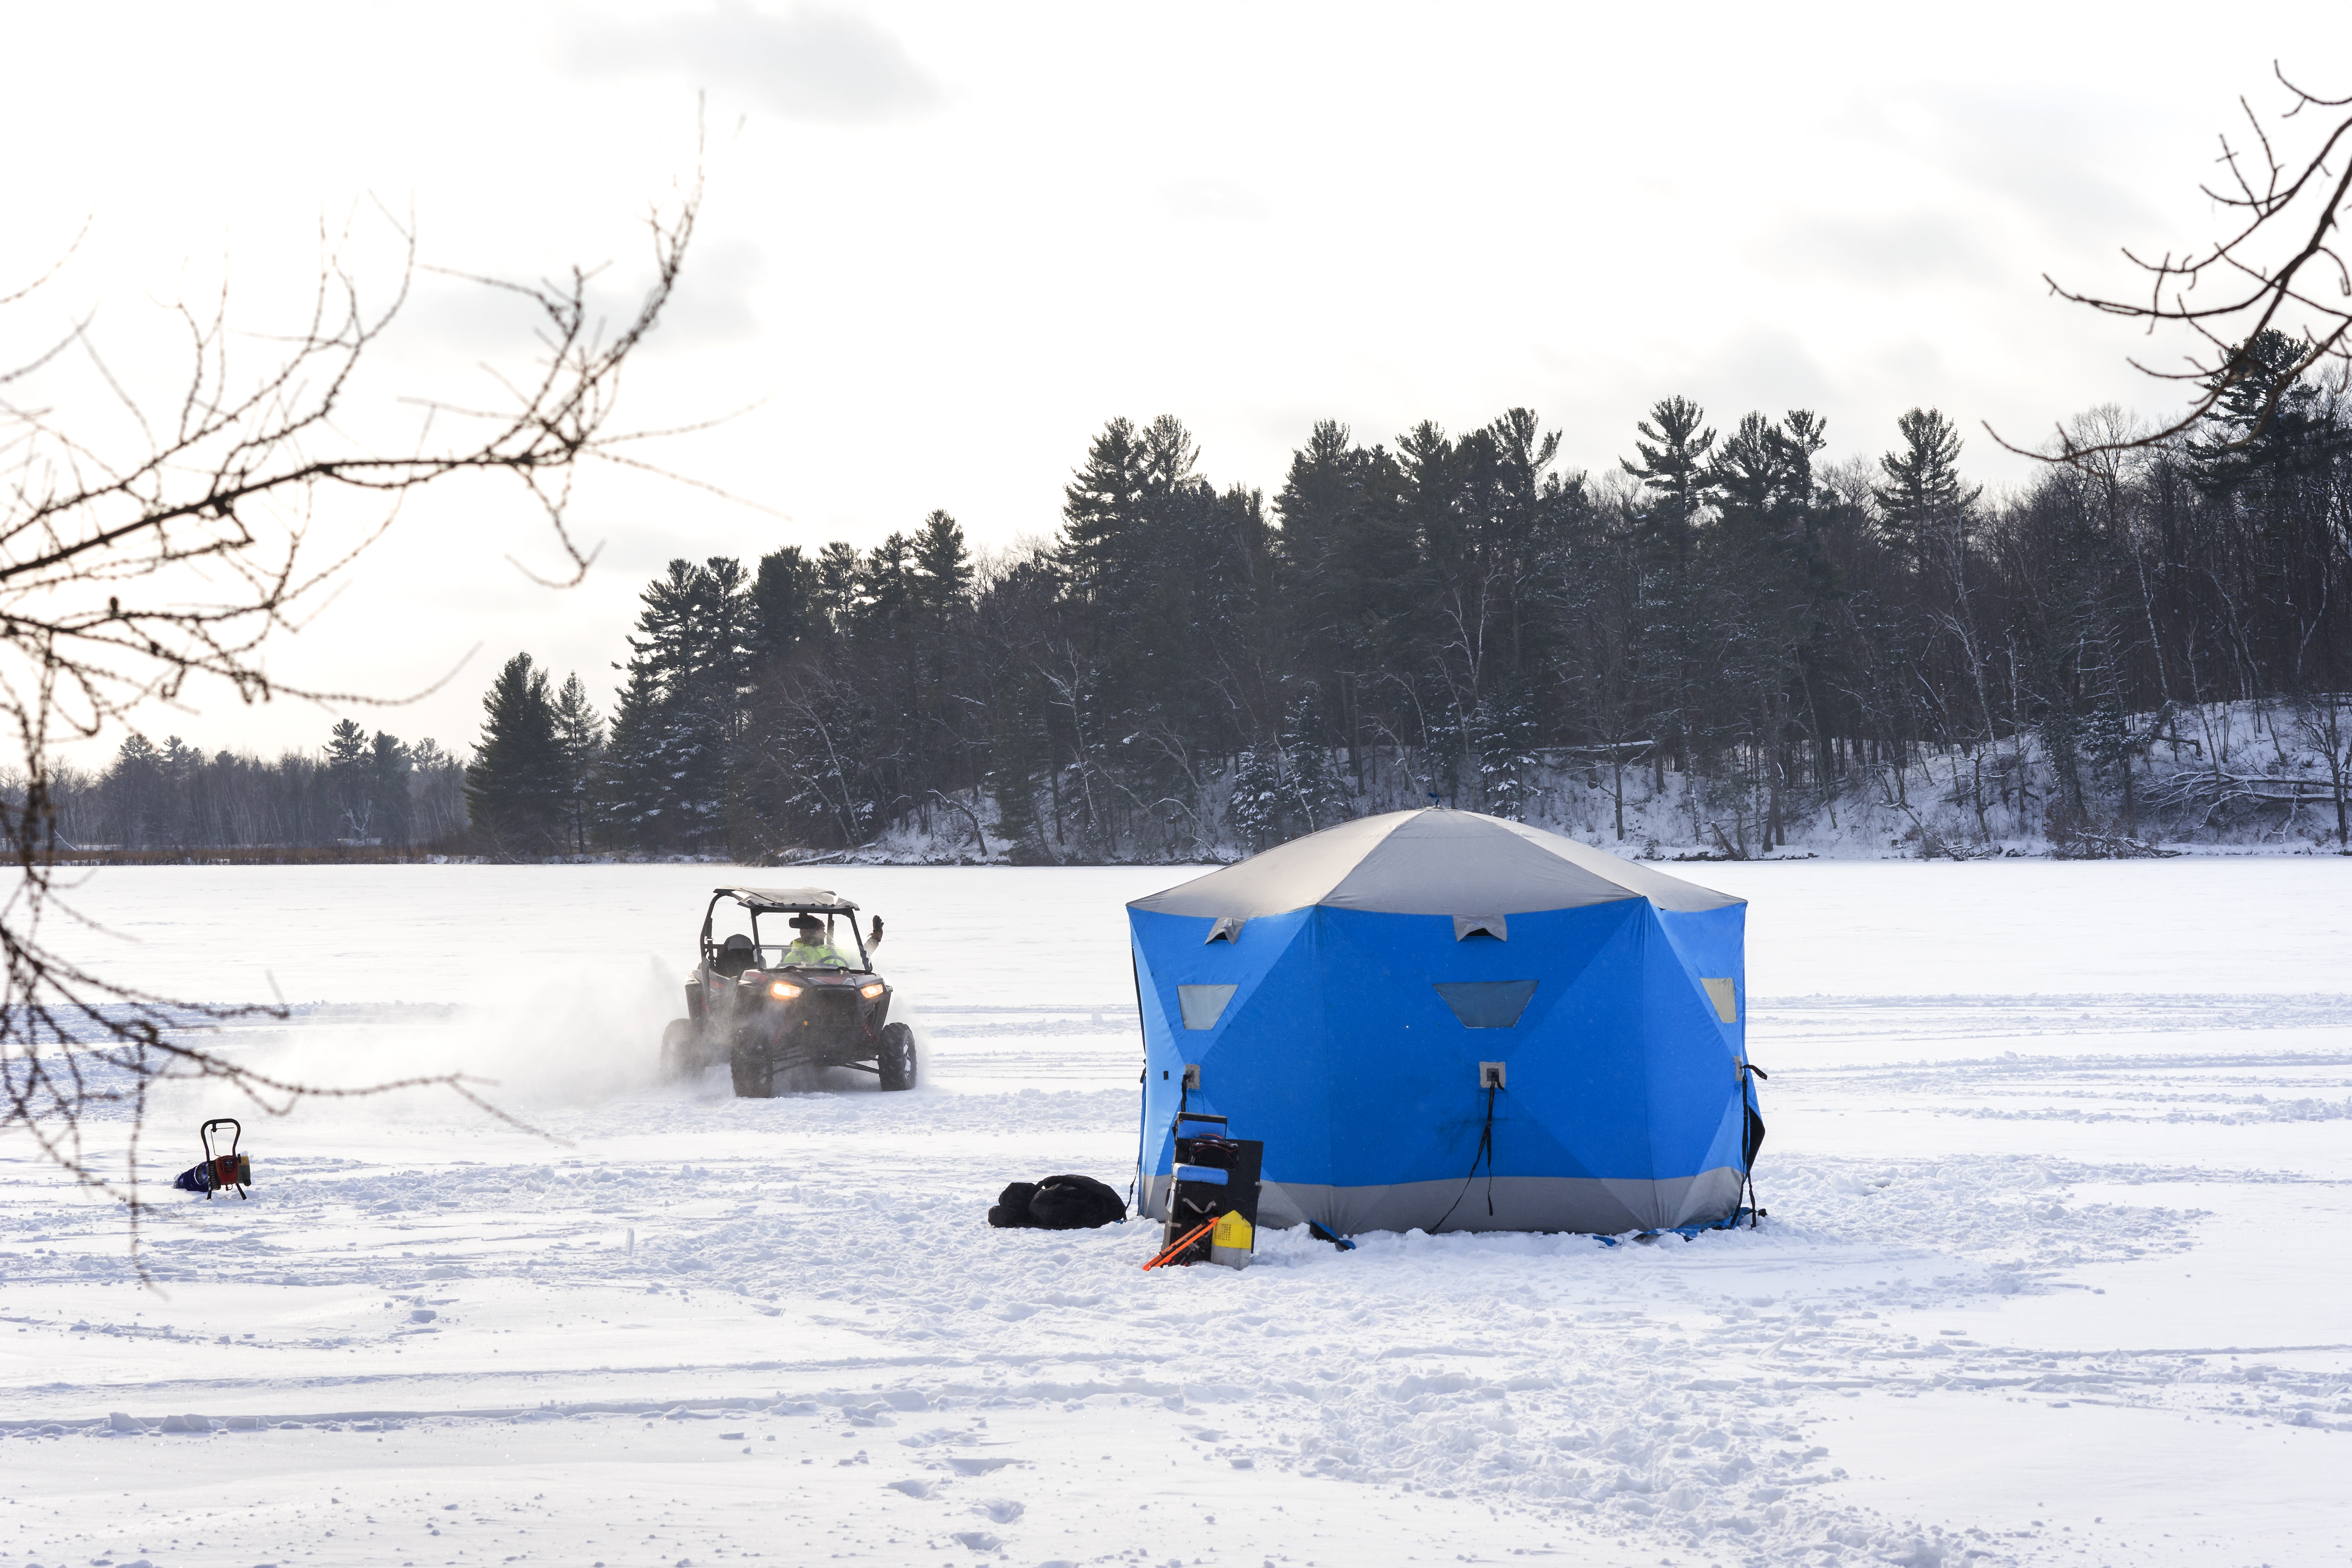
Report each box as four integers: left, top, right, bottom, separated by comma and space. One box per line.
754, 913, 865, 970
704, 898, 868, 973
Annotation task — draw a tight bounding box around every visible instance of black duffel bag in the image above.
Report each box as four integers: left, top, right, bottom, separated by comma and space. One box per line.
987, 1173, 1126, 1230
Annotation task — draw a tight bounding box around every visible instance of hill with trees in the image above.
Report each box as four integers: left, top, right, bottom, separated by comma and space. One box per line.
33, 343, 2352, 860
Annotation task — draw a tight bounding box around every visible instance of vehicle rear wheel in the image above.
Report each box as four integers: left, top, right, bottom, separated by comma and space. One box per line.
878, 1023, 916, 1091
659, 1019, 699, 1081
730, 1049, 774, 1099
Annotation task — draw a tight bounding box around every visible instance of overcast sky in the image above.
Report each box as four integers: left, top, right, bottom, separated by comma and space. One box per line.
6, 1, 2348, 762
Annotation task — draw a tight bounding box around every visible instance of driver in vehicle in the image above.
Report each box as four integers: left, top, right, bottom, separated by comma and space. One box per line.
781, 914, 849, 967
779, 913, 886, 967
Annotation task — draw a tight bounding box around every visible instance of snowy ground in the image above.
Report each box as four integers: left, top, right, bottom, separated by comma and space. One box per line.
3, 861, 2348, 1568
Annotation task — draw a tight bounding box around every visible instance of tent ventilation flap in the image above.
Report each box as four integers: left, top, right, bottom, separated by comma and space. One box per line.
1432, 980, 1538, 1029
1452, 915, 1507, 941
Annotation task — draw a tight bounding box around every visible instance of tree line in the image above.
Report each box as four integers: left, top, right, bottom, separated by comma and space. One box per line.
40, 332, 2352, 858
461, 330, 2350, 859
32, 721, 470, 851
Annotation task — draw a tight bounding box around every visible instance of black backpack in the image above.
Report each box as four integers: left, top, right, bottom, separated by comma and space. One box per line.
987, 1173, 1126, 1230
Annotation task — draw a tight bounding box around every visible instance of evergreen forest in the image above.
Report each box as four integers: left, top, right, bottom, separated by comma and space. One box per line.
42, 334, 2352, 859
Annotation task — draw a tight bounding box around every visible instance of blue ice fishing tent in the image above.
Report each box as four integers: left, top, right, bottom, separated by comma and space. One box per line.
1129, 808, 1759, 1236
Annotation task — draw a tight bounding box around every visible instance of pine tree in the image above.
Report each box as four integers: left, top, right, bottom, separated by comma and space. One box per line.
1473, 683, 1543, 820
552, 674, 604, 854
1621, 396, 1719, 571
681, 555, 753, 848
1057, 417, 1151, 612
465, 653, 564, 855
104, 735, 165, 848
2187, 329, 2350, 499
598, 558, 751, 852
912, 510, 973, 612
369, 732, 413, 846
1621, 396, 1721, 777
408, 739, 468, 844
597, 660, 670, 850
1873, 407, 1981, 568
325, 719, 372, 840
1225, 743, 1286, 854
988, 663, 1050, 862
815, 542, 861, 628
1281, 700, 1350, 833
750, 546, 817, 668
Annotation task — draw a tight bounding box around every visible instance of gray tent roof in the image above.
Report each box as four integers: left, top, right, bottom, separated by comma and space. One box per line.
1129, 809, 1741, 918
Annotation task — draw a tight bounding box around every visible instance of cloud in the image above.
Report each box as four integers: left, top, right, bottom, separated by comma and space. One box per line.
392, 234, 763, 364
1708, 325, 1837, 415
1159, 178, 1267, 224
639, 233, 765, 351
1821, 85, 2167, 247
1750, 210, 2000, 289
566, 3, 942, 125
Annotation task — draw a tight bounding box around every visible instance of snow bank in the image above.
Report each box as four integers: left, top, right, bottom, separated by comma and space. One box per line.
846, 697, 2352, 865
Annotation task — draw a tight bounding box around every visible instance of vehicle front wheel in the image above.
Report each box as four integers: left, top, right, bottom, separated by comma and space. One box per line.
659, 1019, 700, 1081
730, 1049, 774, 1099
877, 1023, 916, 1091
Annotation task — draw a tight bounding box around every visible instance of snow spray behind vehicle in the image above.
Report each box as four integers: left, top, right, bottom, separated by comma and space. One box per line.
1143, 1112, 1261, 1270
172, 1118, 251, 1199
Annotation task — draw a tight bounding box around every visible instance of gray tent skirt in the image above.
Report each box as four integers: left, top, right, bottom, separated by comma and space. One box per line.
1143, 1165, 1744, 1238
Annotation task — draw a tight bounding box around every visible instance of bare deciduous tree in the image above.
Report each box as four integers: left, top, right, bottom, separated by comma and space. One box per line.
1, 178, 699, 1265
2003, 65, 2352, 460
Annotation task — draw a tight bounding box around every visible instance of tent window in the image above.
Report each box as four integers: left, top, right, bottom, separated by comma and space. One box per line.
1700, 978, 1737, 1022
1432, 980, 1537, 1029
1204, 916, 1247, 944
1178, 984, 1238, 1031
1452, 914, 1507, 942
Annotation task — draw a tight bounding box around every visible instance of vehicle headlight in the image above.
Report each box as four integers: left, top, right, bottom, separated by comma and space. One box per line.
769, 980, 802, 1000
860, 982, 885, 999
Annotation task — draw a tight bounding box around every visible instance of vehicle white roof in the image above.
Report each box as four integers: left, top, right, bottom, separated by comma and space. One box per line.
720, 886, 858, 912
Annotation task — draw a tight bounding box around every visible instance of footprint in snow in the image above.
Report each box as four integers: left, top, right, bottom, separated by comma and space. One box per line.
947, 1455, 1017, 1475
977, 1497, 1024, 1523
886, 1479, 935, 1498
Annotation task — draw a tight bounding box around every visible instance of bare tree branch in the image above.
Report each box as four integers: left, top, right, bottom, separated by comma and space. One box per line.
1996, 65, 2352, 463
1, 165, 701, 1276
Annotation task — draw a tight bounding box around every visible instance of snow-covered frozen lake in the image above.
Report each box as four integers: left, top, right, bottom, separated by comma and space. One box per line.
3, 859, 2348, 1567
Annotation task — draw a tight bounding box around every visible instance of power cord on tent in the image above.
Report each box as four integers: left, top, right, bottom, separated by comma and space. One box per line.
1433, 1080, 1501, 1231
1132, 1063, 1195, 1218
1129, 1066, 1148, 1214
1740, 1062, 1770, 1229
1127, 955, 1150, 1214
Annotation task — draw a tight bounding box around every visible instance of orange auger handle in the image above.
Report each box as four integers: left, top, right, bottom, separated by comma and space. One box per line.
1142, 1218, 1218, 1272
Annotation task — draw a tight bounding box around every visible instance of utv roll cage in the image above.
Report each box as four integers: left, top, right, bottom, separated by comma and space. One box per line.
700, 886, 869, 972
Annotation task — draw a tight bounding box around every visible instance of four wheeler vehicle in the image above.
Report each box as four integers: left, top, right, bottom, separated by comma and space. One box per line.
659, 886, 915, 1095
